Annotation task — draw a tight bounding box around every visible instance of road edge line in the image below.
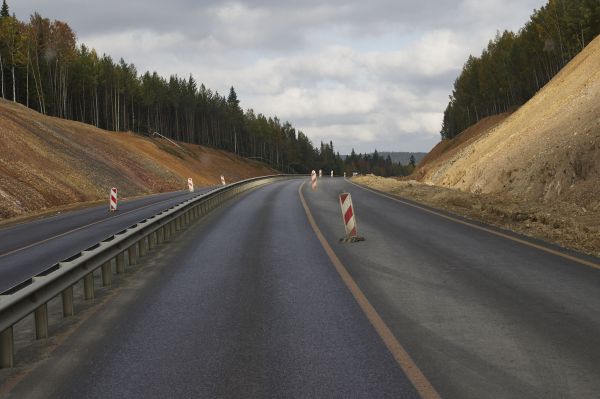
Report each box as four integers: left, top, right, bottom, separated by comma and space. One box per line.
346, 179, 600, 271
298, 181, 441, 399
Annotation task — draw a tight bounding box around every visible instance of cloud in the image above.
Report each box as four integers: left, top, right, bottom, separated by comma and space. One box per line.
10, 0, 548, 153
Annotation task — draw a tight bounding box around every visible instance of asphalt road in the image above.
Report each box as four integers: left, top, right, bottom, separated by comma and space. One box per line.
0, 188, 212, 292
5, 178, 600, 398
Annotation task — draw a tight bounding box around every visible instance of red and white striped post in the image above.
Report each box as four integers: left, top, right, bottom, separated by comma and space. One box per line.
311, 170, 317, 191
221, 175, 226, 186
188, 178, 194, 192
319, 169, 323, 178
109, 188, 118, 212
339, 192, 364, 242
331, 170, 334, 177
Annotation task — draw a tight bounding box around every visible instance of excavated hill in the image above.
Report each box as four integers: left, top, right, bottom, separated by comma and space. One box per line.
418, 34, 600, 211
0, 100, 274, 220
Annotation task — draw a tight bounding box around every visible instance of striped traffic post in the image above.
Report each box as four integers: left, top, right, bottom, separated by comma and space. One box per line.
331, 170, 333, 177
221, 175, 226, 186
339, 192, 364, 242
109, 188, 118, 212
188, 178, 194, 192
319, 169, 323, 178
311, 170, 317, 191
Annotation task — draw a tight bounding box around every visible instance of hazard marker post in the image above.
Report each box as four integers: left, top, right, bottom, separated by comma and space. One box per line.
188, 178, 194, 192
331, 170, 333, 177
344, 172, 347, 178
311, 170, 317, 191
339, 192, 364, 242
109, 188, 118, 212
221, 175, 226, 186
319, 169, 323, 178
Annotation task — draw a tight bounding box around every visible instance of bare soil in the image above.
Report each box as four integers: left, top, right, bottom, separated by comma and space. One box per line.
353, 175, 600, 258
0, 100, 275, 221
414, 35, 600, 212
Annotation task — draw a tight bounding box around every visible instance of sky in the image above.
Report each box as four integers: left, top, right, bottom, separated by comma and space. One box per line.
12, 0, 547, 154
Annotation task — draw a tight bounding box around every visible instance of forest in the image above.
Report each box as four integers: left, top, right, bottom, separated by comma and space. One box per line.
0, 1, 414, 176
441, 0, 600, 139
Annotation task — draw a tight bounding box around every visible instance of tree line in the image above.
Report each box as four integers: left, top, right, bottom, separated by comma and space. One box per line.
0, 1, 413, 176
441, 0, 600, 139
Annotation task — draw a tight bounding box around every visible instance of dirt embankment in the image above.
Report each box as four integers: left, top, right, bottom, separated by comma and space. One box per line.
0, 100, 275, 221
355, 35, 600, 258
416, 34, 600, 210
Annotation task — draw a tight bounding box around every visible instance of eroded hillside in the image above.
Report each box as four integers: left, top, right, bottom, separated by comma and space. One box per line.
0, 101, 274, 220
418, 35, 600, 210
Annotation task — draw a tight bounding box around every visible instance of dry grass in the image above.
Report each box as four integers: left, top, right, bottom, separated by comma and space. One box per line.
0, 100, 275, 220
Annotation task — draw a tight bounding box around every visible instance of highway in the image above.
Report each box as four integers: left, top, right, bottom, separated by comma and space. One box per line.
0, 188, 213, 293
3, 178, 600, 398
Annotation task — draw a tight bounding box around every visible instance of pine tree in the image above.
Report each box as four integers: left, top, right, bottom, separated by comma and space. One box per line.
227, 86, 239, 107
0, 0, 8, 18
409, 154, 416, 168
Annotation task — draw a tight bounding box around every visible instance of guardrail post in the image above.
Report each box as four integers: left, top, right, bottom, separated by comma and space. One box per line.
84, 273, 94, 300
34, 303, 49, 339
1, 327, 13, 368
140, 237, 148, 257
116, 252, 126, 274
101, 261, 112, 287
128, 245, 137, 266
62, 286, 74, 317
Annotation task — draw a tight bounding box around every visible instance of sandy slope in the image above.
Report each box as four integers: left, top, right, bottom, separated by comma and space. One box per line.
0, 100, 274, 220
418, 35, 600, 213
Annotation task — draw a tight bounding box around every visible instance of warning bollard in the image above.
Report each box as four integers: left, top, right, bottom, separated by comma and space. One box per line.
319, 169, 323, 178
311, 170, 317, 191
339, 192, 365, 242
188, 178, 194, 192
331, 170, 334, 177
221, 175, 226, 186
344, 172, 347, 178
109, 188, 118, 212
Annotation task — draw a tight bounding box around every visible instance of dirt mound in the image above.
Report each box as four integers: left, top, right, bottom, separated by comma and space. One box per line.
414, 112, 511, 180
0, 101, 274, 220
418, 34, 600, 211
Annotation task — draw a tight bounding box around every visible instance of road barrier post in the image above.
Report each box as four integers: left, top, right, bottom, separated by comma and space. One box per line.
62, 286, 74, 317
101, 262, 112, 287
116, 252, 126, 274
221, 175, 226, 185
331, 170, 333, 177
319, 169, 323, 178
339, 193, 365, 243
0, 327, 13, 368
311, 170, 317, 191
83, 273, 95, 300
34, 304, 49, 339
109, 188, 118, 212
128, 245, 137, 266
188, 178, 194, 193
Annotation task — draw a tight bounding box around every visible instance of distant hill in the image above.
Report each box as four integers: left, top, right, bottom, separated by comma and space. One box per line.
342, 152, 427, 165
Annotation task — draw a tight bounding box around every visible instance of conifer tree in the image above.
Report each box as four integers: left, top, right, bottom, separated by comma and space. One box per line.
0, 0, 9, 18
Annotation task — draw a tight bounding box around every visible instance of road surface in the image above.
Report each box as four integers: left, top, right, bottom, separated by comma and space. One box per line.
4, 178, 600, 398
0, 188, 212, 292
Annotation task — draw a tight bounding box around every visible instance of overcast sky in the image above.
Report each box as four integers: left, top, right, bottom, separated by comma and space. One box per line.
13, 0, 546, 154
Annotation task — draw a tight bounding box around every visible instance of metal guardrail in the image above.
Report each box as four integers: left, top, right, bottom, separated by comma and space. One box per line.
0, 174, 299, 368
